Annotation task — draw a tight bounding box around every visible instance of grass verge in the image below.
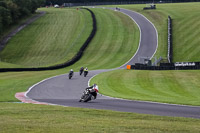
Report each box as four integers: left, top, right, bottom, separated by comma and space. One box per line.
91, 69, 200, 106
0, 103, 200, 133
0, 70, 64, 102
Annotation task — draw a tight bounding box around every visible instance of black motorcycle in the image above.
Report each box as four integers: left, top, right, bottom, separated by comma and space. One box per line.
79, 89, 95, 102
84, 71, 88, 77
68, 72, 73, 79
79, 69, 83, 75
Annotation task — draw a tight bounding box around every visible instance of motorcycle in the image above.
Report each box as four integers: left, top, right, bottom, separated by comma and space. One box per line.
84, 71, 88, 77
68, 72, 73, 79
79, 69, 83, 75
79, 89, 95, 102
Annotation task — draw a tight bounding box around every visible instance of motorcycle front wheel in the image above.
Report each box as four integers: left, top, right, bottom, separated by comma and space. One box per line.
83, 94, 92, 102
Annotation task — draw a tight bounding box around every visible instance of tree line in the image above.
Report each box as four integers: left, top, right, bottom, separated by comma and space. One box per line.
0, 0, 45, 36
45, 0, 200, 5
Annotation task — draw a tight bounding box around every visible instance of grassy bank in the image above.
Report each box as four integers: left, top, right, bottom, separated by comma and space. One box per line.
72, 8, 139, 70
117, 2, 200, 62
91, 70, 200, 106
0, 8, 92, 68
1, 103, 200, 133
0, 13, 38, 40
0, 7, 139, 69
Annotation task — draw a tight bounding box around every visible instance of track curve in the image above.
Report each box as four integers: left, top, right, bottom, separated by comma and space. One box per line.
26, 8, 200, 119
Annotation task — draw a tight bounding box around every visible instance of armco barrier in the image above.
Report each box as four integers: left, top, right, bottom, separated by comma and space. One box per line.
167, 16, 172, 63
129, 62, 200, 70
0, 8, 96, 72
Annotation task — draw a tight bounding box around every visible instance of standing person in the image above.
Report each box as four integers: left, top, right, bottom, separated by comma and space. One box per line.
79, 67, 84, 75
84, 67, 88, 77
68, 69, 74, 79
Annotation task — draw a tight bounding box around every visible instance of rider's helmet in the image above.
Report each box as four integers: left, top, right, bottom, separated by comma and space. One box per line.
93, 83, 96, 87
71, 69, 73, 71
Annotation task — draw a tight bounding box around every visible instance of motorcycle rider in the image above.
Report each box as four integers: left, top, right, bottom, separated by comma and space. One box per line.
79, 67, 84, 75
79, 84, 99, 102
86, 83, 99, 99
84, 67, 88, 77
69, 69, 74, 77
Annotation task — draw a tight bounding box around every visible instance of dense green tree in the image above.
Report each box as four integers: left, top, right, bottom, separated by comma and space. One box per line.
0, 1, 7, 8
0, 15, 3, 35
31, 0, 45, 13
0, 6, 12, 27
6, 0, 20, 23
12, 0, 32, 16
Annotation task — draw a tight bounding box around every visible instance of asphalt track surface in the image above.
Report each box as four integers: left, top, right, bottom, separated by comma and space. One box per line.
26, 8, 200, 119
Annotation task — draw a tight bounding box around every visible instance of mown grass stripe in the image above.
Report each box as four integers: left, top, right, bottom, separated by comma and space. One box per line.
0, 8, 92, 68
71, 8, 139, 70
84, 9, 113, 66
91, 69, 200, 105
153, 72, 186, 98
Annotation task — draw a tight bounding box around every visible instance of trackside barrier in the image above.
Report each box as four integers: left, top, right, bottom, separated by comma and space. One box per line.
126, 65, 131, 70
127, 62, 200, 70
63, 1, 196, 7
168, 16, 172, 63
0, 8, 96, 72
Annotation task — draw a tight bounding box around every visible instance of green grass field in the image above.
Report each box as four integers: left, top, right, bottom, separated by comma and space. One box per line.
73, 8, 139, 70
0, 7, 139, 69
0, 13, 38, 40
91, 69, 200, 106
1, 103, 200, 133
117, 2, 200, 62
1, 3, 200, 132
0, 8, 92, 68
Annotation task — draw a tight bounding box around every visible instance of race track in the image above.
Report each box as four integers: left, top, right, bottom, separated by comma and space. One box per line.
26, 8, 200, 119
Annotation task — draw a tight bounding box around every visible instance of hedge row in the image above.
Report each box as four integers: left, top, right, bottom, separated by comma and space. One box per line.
0, 8, 96, 72
45, 0, 200, 6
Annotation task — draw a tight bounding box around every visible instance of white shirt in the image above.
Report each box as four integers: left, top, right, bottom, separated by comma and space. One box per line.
93, 85, 99, 92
